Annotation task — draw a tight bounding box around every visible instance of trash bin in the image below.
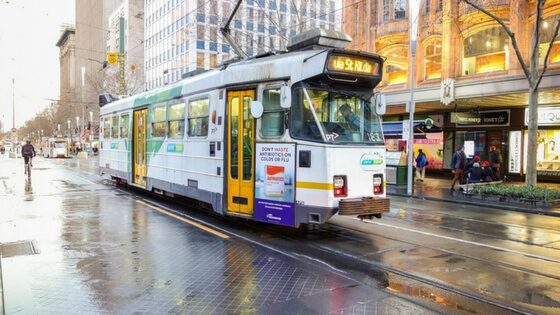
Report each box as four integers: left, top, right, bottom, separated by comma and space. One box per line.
386, 150, 408, 186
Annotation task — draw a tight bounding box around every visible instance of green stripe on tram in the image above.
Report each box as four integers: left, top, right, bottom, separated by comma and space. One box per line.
133, 86, 182, 107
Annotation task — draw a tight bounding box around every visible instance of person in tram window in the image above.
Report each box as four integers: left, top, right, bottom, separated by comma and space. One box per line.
450, 146, 466, 190
415, 149, 428, 182
489, 146, 502, 179
466, 162, 483, 183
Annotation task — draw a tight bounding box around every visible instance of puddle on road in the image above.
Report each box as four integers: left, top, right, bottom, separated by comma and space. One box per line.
385, 278, 479, 314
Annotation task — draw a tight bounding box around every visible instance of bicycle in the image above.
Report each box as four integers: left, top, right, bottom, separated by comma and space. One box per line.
24, 156, 33, 179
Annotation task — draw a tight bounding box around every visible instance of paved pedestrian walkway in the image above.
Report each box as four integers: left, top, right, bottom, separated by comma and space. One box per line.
387, 176, 560, 217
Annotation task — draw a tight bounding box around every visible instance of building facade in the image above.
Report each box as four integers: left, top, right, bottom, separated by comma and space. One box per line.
75, 0, 123, 127
106, 0, 145, 95
144, 0, 340, 90
56, 26, 77, 112
343, 0, 560, 180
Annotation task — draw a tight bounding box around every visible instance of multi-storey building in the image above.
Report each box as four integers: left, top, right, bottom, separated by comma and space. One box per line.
343, 0, 560, 181
56, 26, 77, 113
106, 0, 145, 95
144, 0, 340, 90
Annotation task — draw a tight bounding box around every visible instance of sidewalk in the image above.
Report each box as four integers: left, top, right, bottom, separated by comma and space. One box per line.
386, 177, 560, 217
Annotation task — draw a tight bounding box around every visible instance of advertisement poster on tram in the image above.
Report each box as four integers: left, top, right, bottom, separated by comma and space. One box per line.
254, 143, 295, 227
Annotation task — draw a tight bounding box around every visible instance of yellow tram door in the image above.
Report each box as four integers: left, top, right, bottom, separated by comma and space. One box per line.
227, 90, 255, 215
133, 109, 148, 187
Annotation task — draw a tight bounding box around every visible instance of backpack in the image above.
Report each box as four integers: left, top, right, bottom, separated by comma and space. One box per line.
22, 145, 33, 156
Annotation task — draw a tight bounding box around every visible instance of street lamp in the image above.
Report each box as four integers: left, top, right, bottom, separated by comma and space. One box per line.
406, 0, 421, 196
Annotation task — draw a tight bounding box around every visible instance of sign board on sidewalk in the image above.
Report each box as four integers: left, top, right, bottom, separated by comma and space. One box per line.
254, 143, 296, 227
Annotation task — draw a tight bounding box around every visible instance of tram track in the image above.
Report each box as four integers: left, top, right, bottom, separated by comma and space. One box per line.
58, 159, 558, 314
117, 187, 532, 314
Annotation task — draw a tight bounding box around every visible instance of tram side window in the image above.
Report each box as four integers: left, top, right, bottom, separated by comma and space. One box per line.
261, 89, 285, 137
188, 98, 209, 137
111, 116, 119, 139
103, 119, 111, 139
152, 105, 167, 138
120, 114, 130, 138
168, 101, 186, 138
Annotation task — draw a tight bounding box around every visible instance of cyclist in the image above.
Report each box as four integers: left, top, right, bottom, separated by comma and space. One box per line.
22, 140, 36, 175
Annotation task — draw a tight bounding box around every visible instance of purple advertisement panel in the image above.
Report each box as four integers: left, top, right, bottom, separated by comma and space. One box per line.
254, 199, 294, 226
254, 143, 296, 227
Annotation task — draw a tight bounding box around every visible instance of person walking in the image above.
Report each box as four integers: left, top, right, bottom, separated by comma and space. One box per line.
451, 146, 466, 190
415, 149, 428, 182
489, 146, 502, 179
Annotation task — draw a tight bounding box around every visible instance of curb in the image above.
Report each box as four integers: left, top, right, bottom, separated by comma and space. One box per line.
388, 192, 560, 217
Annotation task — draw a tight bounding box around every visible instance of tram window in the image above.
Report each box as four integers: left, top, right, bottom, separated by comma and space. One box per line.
188, 98, 209, 137
103, 119, 111, 139
168, 102, 186, 138
152, 105, 167, 138
111, 116, 119, 138
261, 89, 285, 137
120, 114, 130, 138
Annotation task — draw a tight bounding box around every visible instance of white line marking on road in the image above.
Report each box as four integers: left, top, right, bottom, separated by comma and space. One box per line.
354, 218, 560, 264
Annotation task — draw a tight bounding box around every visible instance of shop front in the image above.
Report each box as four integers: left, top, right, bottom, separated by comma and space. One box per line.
513, 106, 560, 181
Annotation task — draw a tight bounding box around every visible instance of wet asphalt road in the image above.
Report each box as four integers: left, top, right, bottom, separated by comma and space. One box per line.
1, 155, 560, 314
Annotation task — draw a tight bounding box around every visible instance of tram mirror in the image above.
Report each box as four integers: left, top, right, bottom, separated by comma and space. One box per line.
280, 85, 292, 109
374, 94, 386, 116
250, 101, 264, 118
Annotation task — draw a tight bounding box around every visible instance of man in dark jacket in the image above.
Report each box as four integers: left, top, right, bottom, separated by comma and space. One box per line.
489, 146, 502, 179
22, 140, 36, 174
451, 146, 466, 190
466, 162, 483, 183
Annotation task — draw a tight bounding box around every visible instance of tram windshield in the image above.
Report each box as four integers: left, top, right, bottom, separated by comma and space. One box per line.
291, 85, 384, 145
54, 142, 66, 149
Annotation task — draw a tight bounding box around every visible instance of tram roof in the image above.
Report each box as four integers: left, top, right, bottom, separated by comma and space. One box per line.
100, 48, 329, 115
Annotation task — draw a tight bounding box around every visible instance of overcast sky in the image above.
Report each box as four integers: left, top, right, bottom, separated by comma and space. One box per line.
0, 0, 74, 130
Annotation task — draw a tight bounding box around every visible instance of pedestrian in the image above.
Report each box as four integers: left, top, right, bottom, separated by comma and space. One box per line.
451, 145, 466, 190
489, 146, 502, 179
465, 155, 480, 172
482, 161, 494, 182
415, 149, 428, 182
466, 162, 483, 183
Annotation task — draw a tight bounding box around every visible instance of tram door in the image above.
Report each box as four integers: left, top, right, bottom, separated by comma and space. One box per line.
133, 109, 147, 187
227, 90, 255, 215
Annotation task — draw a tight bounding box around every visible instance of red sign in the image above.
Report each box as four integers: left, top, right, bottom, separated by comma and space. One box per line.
11, 128, 16, 133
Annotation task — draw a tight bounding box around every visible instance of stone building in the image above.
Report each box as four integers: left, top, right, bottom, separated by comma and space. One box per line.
343, 0, 560, 181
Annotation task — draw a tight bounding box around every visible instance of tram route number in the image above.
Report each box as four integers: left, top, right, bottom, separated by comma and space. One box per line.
367, 132, 382, 142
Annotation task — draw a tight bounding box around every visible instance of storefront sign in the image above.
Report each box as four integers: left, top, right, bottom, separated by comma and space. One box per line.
453, 110, 510, 127
509, 131, 521, 173
402, 119, 410, 140
254, 143, 295, 227
525, 107, 560, 126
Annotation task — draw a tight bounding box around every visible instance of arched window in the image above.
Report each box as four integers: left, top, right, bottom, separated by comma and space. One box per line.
539, 15, 560, 65
424, 39, 442, 79
463, 27, 509, 75
382, 46, 408, 85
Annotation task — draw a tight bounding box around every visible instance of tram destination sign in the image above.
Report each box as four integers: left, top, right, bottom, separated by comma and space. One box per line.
453, 110, 510, 127
326, 54, 380, 76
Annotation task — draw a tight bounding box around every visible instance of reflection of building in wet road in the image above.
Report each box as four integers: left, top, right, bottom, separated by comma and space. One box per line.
1, 156, 560, 314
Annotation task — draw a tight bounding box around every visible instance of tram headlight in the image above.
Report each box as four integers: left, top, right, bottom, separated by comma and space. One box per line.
333, 175, 347, 197
373, 174, 384, 195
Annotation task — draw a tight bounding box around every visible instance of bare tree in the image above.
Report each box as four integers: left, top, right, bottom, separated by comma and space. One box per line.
461, 0, 560, 186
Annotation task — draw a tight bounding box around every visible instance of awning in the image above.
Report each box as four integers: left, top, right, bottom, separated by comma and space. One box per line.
382, 121, 423, 135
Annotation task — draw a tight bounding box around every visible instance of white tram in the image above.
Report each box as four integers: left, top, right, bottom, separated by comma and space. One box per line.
99, 29, 389, 227
43, 137, 69, 158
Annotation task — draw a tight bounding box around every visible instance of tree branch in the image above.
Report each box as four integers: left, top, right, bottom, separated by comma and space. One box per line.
530, 0, 545, 67
460, 0, 530, 80
536, 18, 560, 88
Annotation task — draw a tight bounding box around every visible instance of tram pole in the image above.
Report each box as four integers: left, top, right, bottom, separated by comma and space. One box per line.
407, 0, 420, 196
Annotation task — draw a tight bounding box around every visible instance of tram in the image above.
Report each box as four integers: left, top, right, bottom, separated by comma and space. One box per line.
43, 137, 69, 158
99, 29, 389, 227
